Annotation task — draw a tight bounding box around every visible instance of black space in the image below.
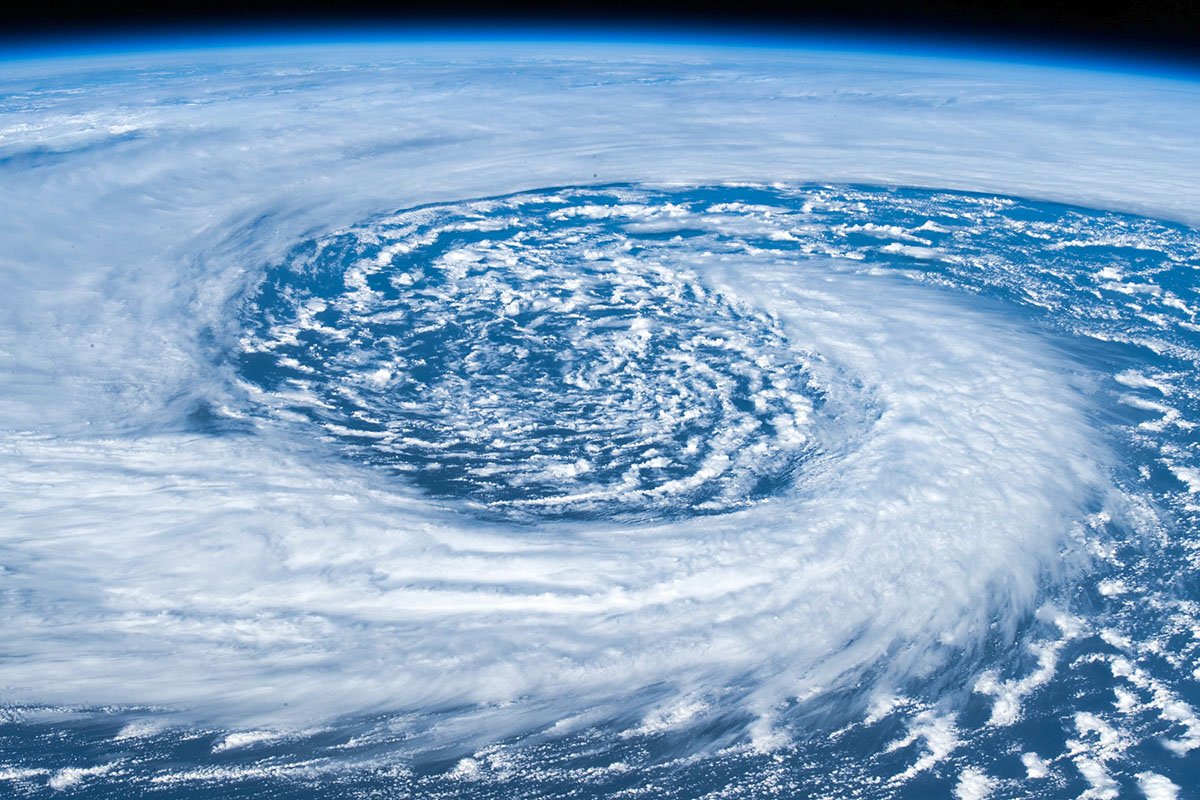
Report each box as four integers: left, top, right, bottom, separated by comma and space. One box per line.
2, 0, 1198, 66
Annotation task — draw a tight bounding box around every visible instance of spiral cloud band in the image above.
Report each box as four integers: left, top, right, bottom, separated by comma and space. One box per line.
1, 43, 1198, 798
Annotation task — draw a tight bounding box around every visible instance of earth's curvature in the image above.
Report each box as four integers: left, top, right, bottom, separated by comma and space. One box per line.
0, 38, 1198, 799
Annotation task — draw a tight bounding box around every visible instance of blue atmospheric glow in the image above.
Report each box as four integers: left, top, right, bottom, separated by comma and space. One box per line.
3, 25, 1200, 82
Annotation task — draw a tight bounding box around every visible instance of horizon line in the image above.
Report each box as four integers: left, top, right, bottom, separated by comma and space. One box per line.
1, 22, 1198, 81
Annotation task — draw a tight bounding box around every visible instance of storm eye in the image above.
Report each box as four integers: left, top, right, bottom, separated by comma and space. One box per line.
238, 191, 824, 522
